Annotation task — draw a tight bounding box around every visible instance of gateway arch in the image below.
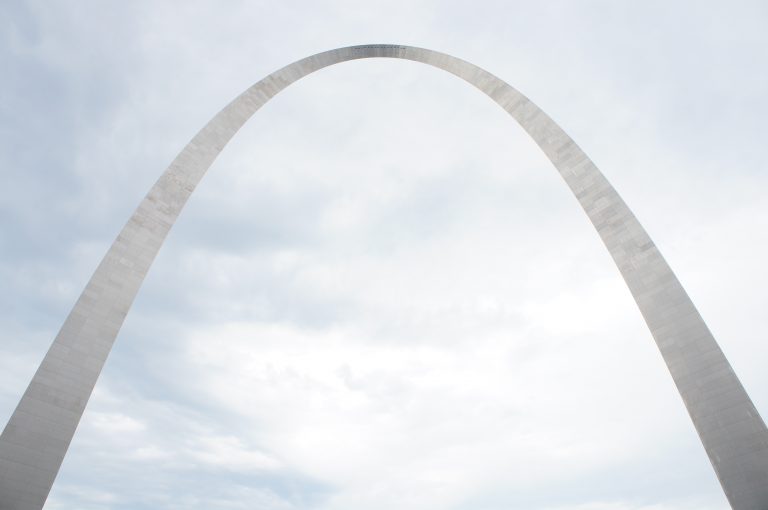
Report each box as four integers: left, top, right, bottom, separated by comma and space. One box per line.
1, 44, 767, 509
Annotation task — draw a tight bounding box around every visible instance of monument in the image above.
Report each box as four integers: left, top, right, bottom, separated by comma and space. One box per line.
1, 45, 766, 510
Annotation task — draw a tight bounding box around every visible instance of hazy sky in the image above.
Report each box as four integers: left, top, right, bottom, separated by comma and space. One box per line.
1, 1, 767, 509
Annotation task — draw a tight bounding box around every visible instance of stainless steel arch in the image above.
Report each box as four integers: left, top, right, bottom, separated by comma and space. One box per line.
1, 44, 766, 510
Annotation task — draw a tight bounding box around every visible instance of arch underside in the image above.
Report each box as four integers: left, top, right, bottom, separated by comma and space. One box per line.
1, 44, 766, 510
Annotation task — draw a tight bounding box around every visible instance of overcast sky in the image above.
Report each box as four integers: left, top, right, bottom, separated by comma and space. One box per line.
1, 1, 768, 509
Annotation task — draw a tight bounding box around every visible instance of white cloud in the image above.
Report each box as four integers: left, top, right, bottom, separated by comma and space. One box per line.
188, 434, 281, 472
1, 0, 765, 508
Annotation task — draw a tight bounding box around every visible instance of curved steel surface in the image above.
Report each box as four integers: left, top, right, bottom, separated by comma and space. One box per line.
1, 44, 766, 509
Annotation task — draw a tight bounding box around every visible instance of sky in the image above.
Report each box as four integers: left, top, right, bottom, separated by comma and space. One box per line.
1, 1, 767, 509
